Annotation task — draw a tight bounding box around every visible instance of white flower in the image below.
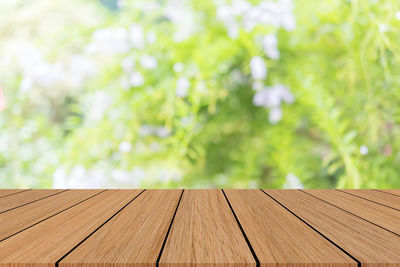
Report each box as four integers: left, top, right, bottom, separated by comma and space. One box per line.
173, 62, 184, 73
52, 167, 68, 188
112, 169, 132, 184
130, 72, 144, 87
131, 167, 146, 181
275, 84, 295, 104
227, 20, 239, 39
283, 173, 303, 189
122, 57, 135, 72
138, 125, 171, 138
164, 0, 198, 42
281, 13, 296, 31
68, 55, 97, 88
129, 24, 145, 49
88, 27, 130, 54
156, 127, 171, 138
277, 0, 296, 31
86, 90, 112, 123
20, 77, 33, 92
146, 31, 157, 44
86, 169, 107, 188
118, 141, 132, 153
253, 89, 272, 107
360, 145, 369, 155
269, 106, 282, 124
378, 23, 388, 33
232, 0, 251, 15
396, 11, 400, 20
253, 84, 294, 124
243, 7, 262, 31
250, 56, 267, 80
111, 167, 145, 187
253, 88, 280, 108
262, 34, 280, 59
140, 54, 158, 69
217, 0, 296, 34
176, 77, 190, 97
253, 84, 294, 108
139, 125, 155, 136
66, 165, 88, 188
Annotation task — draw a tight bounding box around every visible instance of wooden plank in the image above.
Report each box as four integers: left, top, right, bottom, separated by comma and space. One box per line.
0, 189, 30, 198
340, 189, 400, 210
303, 189, 400, 235
0, 189, 66, 213
265, 189, 400, 267
376, 189, 400, 197
224, 189, 356, 267
159, 189, 256, 267
60, 189, 182, 267
0, 189, 143, 267
0, 189, 103, 241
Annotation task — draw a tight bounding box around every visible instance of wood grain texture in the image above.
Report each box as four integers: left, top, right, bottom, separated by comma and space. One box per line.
340, 189, 400, 210
303, 189, 400, 234
0, 189, 143, 267
0, 189, 103, 241
159, 189, 256, 267
60, 189, 182, 267
377, 189, 400, 197
0, 189, 66, 213
224, 189, 356, 267
265, 189, 400, 267
0, 189, 30, 198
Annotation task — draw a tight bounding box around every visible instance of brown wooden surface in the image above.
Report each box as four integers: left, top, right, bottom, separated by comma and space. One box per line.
159, 189, 256, 266
0, 189, 66, 213
0, 189, 29, 198
377, 189, 400, 197
340, 189, 400, 210
303, 189, 400, 234
224, 189, 356, 267
265, 189, 400, 267
0, 189, 399, 267
60, 189, 182, 267
0, 189, 143, 267
0, 189, 103, 241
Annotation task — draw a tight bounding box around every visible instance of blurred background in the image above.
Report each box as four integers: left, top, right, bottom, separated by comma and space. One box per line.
0, 0, 399, 189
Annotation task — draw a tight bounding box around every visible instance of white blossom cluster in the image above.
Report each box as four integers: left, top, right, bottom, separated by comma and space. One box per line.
52, 164, 183, 188
216, 0, 296, 39
16, 43, 96, 101
85, 90, 113, 124
176, 77, 191, 98
223, 0, 295, 124
262, 34, 280, 60
87, 24, 159, 90
121, 53, 158, 89
139, 125, 171, 138
164, 0, 199, 43
52, 165, 146, 188
283, 173, 303, 189
253, 84, 294, 124
85, 24, 157, 55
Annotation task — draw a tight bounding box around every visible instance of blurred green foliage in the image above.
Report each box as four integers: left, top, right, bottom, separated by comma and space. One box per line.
0, 0, 399, 189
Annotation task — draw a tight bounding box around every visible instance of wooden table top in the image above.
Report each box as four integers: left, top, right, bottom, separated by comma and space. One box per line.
0, 189, 398, 267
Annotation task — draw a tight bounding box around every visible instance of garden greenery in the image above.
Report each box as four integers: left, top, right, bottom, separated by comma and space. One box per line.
0, 0, 399, 189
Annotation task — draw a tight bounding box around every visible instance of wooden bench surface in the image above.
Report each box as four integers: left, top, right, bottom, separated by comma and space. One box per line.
0, 189, 398, 266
